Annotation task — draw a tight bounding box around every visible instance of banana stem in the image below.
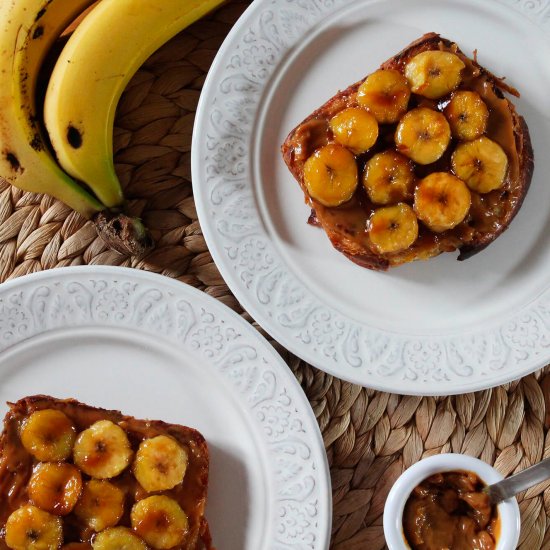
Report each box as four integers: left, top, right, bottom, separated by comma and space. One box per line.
93, 211, 153, 256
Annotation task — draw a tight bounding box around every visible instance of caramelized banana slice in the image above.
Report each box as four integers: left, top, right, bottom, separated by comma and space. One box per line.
363, 150, 415, 205
368, 203, 418, 254
131, 495, 189, 550
395, 107, 451, 165
444, 91, 489, 141
20, 409, 76, 462
28, 462, 82, 516
73, 420, 132, 479
357, 69, 411, 124
134, 435, 188, 493
74, 480, 125, 532
329, 107, 378, 154
414, 172, 471, 232
5, 505, 63, 550
405, 50, 465, 99
303, 144, 358, 207
451, 136, 508, 193
92, 527, 147, 550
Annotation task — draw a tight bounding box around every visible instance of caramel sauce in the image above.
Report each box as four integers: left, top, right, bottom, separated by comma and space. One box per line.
286, 39, 523, 267
0, 397, 210, 550
135, 509, 171, 532
403, 470, 499, 550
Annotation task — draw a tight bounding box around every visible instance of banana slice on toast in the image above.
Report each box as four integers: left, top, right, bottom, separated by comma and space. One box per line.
74, 480, 125, 532
5, 505, 63, 550
92, 527, 147, 550
363, 150, 415, 205
131, 496, 189, 549
28, 462, 82, 516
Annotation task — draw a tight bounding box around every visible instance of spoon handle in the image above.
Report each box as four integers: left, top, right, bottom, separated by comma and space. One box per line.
486, 456, 550, 504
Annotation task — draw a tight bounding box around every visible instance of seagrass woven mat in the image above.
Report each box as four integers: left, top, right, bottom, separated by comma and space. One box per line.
1, 1, 549, 548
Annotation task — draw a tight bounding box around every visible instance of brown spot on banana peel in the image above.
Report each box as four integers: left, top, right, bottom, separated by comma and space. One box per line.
93, 211, 153, 256
67, 125, 82, 148
32, 26, 44, 39
34, 0, 53, 22
30, 135, 43, 151
5, 152, 23, 173
34, 8, 46, 22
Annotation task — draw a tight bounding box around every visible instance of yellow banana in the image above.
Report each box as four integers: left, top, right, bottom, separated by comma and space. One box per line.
0, 0, 154, 255
44, 0, 225, 208
0, 0, 102, 218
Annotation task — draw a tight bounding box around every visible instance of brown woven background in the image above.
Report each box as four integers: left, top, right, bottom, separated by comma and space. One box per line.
1, 2, 549, 548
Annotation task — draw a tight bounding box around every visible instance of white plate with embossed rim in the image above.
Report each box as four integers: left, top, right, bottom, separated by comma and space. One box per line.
0, 266, 331, 550
192, 0, 550, 395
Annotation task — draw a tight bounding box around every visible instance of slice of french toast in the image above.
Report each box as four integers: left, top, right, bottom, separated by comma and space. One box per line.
0, 395, 212, 550
281, 33, 534, 270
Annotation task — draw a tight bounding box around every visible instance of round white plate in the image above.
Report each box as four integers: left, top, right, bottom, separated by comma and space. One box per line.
192, 0, 550, 395
0, 266, 331, 550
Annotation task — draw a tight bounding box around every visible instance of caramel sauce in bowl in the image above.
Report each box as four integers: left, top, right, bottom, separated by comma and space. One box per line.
383, 454, 520, 550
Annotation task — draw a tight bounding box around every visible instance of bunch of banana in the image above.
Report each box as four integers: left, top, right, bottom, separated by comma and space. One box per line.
0, 0, 224, 255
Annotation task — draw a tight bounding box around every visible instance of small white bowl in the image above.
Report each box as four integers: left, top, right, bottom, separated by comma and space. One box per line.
383, 453, 520, 550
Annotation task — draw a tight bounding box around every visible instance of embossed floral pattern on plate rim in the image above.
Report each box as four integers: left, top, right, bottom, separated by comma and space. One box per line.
0, 266, 331, 550
192, 0, 550, 395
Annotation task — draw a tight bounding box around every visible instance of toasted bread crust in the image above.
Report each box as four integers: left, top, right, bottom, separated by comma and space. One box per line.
0, 395, 213, 550
282, 33, 534, 270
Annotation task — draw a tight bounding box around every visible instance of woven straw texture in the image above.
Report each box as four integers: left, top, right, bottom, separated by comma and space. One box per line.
1, 2, 549, 548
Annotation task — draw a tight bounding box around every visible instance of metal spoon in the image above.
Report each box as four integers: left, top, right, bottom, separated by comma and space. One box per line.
485, 456, 550, 504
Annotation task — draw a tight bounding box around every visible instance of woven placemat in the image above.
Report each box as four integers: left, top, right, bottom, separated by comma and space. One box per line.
0, 2, 549, 548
